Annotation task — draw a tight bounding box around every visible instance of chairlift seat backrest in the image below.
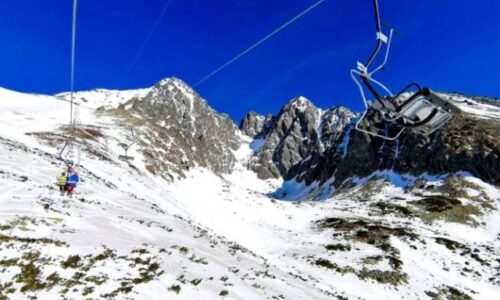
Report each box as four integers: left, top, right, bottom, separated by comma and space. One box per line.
398, 95, 451, 134
413, 109, 453, 135
393, 87, 459, 135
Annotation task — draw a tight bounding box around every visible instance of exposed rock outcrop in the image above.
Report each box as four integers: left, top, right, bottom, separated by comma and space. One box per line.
334, 113, 500, 187
245, 97, 355, 182
112, 78, 241, 179
242, 94, 500, 192
240, 112, 265, 138
99, 79, 499, 188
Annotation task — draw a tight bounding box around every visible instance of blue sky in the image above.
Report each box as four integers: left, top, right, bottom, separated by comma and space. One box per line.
0, 0, 499, 121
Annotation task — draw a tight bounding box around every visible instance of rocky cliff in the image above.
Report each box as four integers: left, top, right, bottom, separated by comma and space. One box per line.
110, 78, 241, 179
66, 78, 499, 190
245, 97, 355, 183
335, 112, 500, 188
240, 111, 268, 138
241, 93, 500, 194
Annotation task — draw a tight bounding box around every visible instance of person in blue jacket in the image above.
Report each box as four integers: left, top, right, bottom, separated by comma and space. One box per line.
66, 171, 80, 195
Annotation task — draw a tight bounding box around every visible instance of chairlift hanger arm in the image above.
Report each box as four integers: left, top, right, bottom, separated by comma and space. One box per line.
363, 0, 383, 71
351, 0, 457, 140
128, 129, 136, 148
362, 77, 385, 107
358, 0, 392, 108
369, 29, 393, 76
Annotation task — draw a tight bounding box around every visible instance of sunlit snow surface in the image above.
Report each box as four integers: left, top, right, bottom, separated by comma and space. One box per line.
0, 87, 499, 299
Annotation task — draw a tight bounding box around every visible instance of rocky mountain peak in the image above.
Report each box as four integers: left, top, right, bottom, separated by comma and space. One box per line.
62, 76, 499, 193
246, 96, 355, 181
1, 82, 499, 300
111, 77, 241, 179
240, 111, 266, 138
282, 96, 314, 113
244, 92, 500, 199
153, 77, 195, 95
318, 106, 356, 147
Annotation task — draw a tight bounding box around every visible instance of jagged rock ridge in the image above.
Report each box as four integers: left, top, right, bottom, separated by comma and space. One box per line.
244, 97, 355, 183
240, 94, 500, 192
111, 78, 241, 179
62, 77, 500, 189
240, 111, 267, 138
0, 80, 499, 300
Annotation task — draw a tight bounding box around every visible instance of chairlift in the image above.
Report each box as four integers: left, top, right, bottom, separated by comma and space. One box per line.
55, 0, 81, 172
351, 0, 460, 140
57, 138, 76, 167
118, 128, 136, 161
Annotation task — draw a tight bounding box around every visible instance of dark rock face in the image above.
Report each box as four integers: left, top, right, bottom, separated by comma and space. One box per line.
243, 94, 500, 190
335, 114, 500, 187
240, 112, 265, 138
240, 112, 275, 139
290, 106, 356, 185
247, 97, 321, 179
109, 79, 499, 187
245, 97, 355, 183
397, 114, 499, 184
114, 78, 241, 179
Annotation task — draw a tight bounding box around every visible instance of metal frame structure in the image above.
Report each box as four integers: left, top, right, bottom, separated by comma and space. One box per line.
118, 128, 136, 161
57, 0, 80, 168
351, 0, 459, 140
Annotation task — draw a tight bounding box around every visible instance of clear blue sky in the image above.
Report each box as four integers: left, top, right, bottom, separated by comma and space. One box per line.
0, 0, 499, 121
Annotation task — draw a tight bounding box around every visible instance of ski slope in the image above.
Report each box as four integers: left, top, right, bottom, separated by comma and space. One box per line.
0, 87, 499, 299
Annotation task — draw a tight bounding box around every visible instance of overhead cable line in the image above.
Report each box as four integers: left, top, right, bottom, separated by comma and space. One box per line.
70, 0, 78, 127
194, 0, 326, 87
58, 0, 81, 166
121, 0, 174, 84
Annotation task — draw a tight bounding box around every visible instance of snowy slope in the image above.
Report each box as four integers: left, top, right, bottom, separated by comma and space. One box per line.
440, 93, 500, 120
56, 88, 150, 110
0, 87, 337, 299
1, 85, 499, 300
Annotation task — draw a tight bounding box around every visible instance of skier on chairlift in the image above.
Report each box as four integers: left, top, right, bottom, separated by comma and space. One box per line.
57, 171, 67, 193
66, 170, 79, 195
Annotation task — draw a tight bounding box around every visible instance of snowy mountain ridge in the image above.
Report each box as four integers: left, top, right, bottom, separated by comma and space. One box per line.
0, 78, 499, 299
57, 87, 150, 110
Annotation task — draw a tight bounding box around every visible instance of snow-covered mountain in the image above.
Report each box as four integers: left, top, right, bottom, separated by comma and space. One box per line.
0, 79, 499, 300
243, 96, 355, 185
242, 93, 500, 198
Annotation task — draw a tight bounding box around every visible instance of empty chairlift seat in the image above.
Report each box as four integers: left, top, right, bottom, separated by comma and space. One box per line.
392, 85, 461, 135
350, 0, 461, 140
